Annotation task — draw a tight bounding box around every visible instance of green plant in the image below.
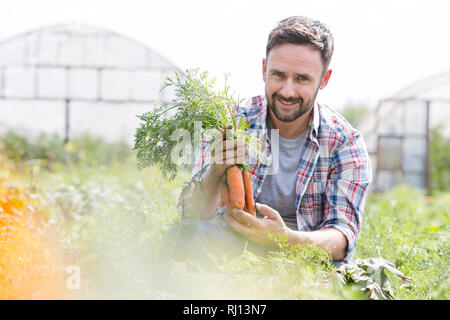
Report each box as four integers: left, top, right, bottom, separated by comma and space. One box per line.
429, 125, 450, 194
355, 185, 449, 299
0, 131, 132, 169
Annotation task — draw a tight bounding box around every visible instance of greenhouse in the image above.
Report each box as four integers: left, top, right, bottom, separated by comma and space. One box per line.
0, 23, 182, 144
358, 71, 450, 193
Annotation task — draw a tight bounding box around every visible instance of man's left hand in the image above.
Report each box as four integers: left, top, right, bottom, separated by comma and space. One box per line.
223, 203, 290, 247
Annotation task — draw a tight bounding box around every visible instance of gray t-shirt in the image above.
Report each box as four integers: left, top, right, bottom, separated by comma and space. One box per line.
255, 121, 308, 230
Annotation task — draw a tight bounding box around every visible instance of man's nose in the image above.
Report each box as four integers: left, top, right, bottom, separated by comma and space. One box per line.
278, 78, 296, 98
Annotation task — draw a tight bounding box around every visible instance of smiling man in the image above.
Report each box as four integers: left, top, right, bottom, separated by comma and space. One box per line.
177, 16, 372, 267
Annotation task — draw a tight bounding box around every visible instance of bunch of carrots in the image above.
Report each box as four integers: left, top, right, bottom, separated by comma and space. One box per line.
219, 165, 255, 216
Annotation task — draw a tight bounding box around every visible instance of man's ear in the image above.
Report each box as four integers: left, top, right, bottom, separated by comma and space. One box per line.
262, 58, 267, 82
319, 69, 332, 89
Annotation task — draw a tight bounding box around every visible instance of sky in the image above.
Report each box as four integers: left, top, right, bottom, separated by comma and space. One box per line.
1, 0, 450, 110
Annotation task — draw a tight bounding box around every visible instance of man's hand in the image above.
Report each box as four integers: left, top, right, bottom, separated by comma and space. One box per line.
223, 202, 349, 260
210, 124, 247, 179
223, 203, 290, 247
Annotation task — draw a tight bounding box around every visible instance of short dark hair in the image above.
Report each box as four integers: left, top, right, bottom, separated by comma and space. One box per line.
266, 16, 334, 71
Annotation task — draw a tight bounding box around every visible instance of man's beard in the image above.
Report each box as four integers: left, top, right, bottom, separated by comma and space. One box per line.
265, 88, 319, 123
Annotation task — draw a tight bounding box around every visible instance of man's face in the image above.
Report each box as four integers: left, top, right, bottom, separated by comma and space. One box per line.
263, 43, 330, 123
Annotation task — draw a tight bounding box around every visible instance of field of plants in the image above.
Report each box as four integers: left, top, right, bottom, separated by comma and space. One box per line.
0, 130, 448, 300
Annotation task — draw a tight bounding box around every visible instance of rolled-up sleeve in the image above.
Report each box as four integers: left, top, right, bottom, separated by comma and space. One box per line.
178, 138, 212, 213
321, 131, 372, 260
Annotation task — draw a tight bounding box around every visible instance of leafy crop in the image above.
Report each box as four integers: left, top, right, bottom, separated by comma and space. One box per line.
0, 119, 448, 300
134, 69, 256, 181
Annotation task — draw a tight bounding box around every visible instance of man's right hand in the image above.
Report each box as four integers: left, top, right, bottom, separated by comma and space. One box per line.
210, 124, 248, 179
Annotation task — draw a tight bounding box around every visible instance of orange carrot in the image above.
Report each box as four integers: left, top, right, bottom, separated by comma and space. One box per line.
226, 165, 245, 210
242, 169, 256, 216
219, 182, 233, 213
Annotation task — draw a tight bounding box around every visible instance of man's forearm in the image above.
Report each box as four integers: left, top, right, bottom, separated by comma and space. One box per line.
286, 228, 348, 261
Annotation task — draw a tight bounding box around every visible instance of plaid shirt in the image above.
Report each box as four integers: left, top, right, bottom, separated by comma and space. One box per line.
183, 95, 372, 260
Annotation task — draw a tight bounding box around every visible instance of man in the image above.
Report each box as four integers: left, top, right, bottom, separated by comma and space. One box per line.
176, 16, 372, 267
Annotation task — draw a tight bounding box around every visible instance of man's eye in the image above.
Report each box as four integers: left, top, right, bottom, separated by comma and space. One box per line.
274, 72, 284, 78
